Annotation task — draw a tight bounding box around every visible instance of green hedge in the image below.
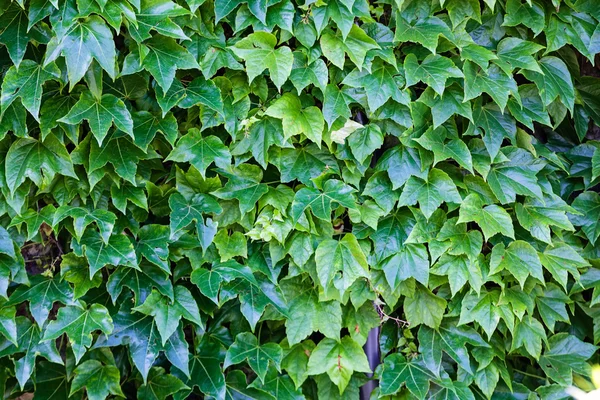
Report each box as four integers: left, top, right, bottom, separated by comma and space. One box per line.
0, 0, 599, 398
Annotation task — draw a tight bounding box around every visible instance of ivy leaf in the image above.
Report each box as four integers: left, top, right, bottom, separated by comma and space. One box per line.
320, 25, 379, 70
291, 179, 357, 222
73, 230, 138, 277
348, 124, 384, 165
128, 0, 190, 42
6, 275, 73, 326
464, 62, 520, 111
314, 233, 369, 296
95, 311, 190, 381
53, 206, 116, 244
166, 129, 231, 178
394, 15, 452, 54
224, 332, 282, 383
379, 353, 434, 398
90, 131, 147, 185
472, 102, 517, 160
138, 367, 189, 400
231, 117, 285, 169
503, 0, 545, 36
431, 253, 483, 295
490, 241, 544, 288
1, 60, 61, 121
107, 264, 174, 306
487, 147, 544, 204
418, 323, 489, 376
132, 111, 179, 150
44, 16, 117, 86
307, 336, 371, 394
418, 86, 473, 129
284, 284, 341, 345
70, 360, 124, 400
539, 333, 597, 386
458, 193, 514, 240
133, 286, 202, 344
0, 317, 63, 389
59, 91, 134, 145
494, 38, 544, 75
522, 56, 575, 112
380, 243, 429, 290
43, 303, 114, 362
168, 192, 222, 239
342, 59, 407, 112
135, 224, 171, 273
398, 169, 461, 219
230, 32, 293, 90
511, 315, 546, 359
172, 338, 226, 399
213, 230, 247, 261
0, 4, 31, 68
376, 145, 429, 189
289, 52, 328, 94
539, 244, 588, 291
570, 191, 600, 245
515, 194, 575, 244
414, 126, 473, 172
265, 93, 324, 144
322, 84, 351, 128
9, 204, 56, 241
404, 54, 463, 96
5, 134, 77, 194
404, 284, 446, 328
212, 164, 269, 215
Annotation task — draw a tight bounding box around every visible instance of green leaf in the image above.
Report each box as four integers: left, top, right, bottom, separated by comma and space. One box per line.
135, 224, 171, 273
342, 59, 407, 112
0, 317, 63, 389
320, 25, 379, 70
224, 332, 282, 383
44, 16, 117, 86
73, 230, 138, 277
510, 315, 546, 359
0, 4, 31, 68
404, 284, 446, 328
418, 86, 473, 129
458, 193, 514, 240
414, 126, 473, 172
95, 310, 189, 380
464, 62, 520, 111
539, 244, 588, 291
322, 84, 351, 128
348, 124, 384, 164
212, 164, 269, 215
495, 38, 544, 75
418, 323, 489, 376
486, 147, 544, 204
381, 243, 429, 290
167, 129, 230, 178
172, 338, 226, 398
5, 134, 77, 194
291, 179, 357, 222
490, 241, 544, 288
380, 353, 434, 398
133, 286, 202, 344
314, 233, 368, 295
231, 32, 293, 90
539, 333, 597, 386
404, 54, 463, 96
266, 93, 324, 144
503, 0, 545, 36
522, 56, 575, 112
394, 15, 452, 54
306, 336, 371, 394
7, 275, 73, 326
213, 230, 247, 261
1, 60, 61, 121
70, 360, 125, 400
138, 367, 188, 400
43, 303, 114, 362
138, 36, 199, 92
431, 253, 483, 295
59, 91, 134, 145
570, 191, 600, 244
398, 169, 461, 219
168, 192, 222, 239
107, 264, 173, 306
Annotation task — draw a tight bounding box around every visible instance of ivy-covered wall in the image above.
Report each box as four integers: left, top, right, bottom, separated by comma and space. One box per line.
0, 0, 600, 398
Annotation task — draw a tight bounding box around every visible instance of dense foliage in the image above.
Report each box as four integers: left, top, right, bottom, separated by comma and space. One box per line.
1, 0, 600, 398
